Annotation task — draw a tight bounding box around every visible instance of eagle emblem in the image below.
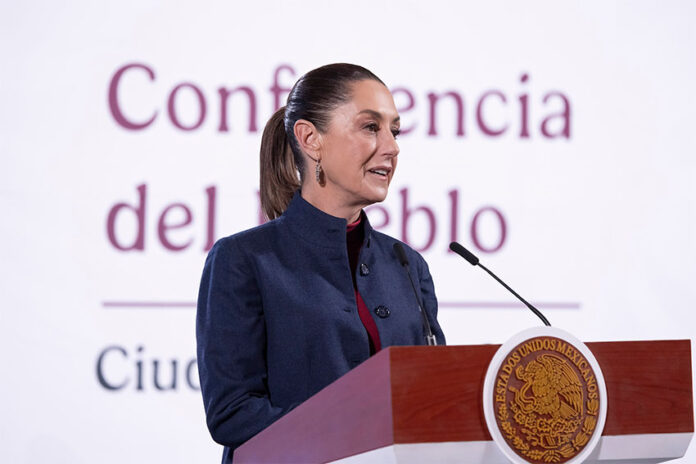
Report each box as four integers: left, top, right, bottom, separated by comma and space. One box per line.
513, 354, 583, 448
491, 336, 602, 464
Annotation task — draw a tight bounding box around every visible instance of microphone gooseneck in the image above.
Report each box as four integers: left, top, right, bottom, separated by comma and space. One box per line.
393, 243, 437, 346
449, 241, 551, 327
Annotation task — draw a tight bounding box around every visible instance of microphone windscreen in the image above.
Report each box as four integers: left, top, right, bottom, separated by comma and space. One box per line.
449, 242, 480, 266
393, 242, 409, 266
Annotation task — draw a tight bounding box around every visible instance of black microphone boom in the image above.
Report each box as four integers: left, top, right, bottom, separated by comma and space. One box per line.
393, 242, 438, 346
449, 242, 551, 327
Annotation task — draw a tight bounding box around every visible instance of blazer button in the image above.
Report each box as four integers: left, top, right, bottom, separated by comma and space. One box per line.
360, 263, 370, 276
374, 305, 390, 318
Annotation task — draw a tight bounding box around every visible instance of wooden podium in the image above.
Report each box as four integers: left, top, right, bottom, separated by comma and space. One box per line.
235, 341, 693, 463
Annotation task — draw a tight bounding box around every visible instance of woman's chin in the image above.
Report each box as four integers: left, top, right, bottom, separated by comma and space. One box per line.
365, 187, 390, 204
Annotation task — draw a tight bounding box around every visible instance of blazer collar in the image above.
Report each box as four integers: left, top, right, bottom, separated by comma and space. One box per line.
283, 191, 374, 250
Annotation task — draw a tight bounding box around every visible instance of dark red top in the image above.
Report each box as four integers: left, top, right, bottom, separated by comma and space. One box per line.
346, 216, 382, 354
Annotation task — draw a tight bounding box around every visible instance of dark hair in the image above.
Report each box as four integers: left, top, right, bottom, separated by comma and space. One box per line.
259, 63, 385, 220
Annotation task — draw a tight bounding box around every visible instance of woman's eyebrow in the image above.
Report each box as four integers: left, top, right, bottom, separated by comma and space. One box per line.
357, 109, 400, 124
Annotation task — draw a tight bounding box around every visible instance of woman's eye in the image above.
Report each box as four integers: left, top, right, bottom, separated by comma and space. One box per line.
364, 123, 379, 132
391, 128, 401, 139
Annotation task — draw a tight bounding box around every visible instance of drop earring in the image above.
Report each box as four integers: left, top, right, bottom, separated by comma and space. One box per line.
315, 158, 323, 185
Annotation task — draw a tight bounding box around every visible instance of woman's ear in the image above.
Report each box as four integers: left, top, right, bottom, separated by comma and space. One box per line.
294, 119, 323, 160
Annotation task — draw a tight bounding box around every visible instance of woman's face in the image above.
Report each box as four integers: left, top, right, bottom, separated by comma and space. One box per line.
318, 79, 400, 211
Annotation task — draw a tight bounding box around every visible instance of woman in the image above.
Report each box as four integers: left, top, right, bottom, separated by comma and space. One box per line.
196, 63, 446, 462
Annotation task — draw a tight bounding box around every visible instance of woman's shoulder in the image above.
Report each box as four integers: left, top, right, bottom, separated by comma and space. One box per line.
209, 216, 286, 256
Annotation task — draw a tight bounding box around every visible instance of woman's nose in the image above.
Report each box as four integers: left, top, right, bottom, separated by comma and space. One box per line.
380, 129, 400, 157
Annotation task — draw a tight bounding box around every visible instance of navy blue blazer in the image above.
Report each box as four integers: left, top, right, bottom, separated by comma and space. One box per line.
196, 192, 445, 462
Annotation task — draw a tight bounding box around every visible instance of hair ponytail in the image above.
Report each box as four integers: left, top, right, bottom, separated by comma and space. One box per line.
260, 106, 300, 220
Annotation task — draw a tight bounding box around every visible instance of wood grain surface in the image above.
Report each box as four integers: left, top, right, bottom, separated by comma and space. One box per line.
389, 340, 693, 443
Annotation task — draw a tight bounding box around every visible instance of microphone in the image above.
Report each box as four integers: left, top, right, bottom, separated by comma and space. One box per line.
449, 241, 551, 327
393, 242, 438, 346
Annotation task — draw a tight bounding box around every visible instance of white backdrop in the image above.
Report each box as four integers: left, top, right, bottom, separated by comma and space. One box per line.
2, 1, 695, 463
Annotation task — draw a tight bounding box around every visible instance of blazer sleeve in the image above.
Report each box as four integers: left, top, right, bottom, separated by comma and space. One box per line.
415, 253, 447, 345
196, 236, 286, 450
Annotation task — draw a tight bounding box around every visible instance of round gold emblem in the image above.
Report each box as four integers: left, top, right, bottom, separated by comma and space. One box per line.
491, 335, 602, 463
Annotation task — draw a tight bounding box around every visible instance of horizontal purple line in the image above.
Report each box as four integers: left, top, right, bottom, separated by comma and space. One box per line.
102, 301, 580, 310
103, 301, 196, 308
439, 301, 581, 309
